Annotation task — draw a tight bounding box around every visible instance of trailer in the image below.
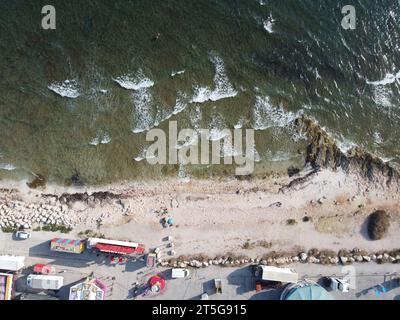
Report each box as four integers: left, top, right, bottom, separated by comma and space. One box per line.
0, 255, 25, 272
50, 238, 85, 254
87, 238, 145, 256
255, 266, 299, 284
26, 274, 64, 290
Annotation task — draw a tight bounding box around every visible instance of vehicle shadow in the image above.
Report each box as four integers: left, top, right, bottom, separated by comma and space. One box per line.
227, 266, 254, 295
28, 241, 146, 273
202, 279, 216, 295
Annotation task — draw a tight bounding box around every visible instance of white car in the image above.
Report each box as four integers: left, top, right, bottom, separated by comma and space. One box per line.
171, 268, 190, 279
15, 231, 31, 240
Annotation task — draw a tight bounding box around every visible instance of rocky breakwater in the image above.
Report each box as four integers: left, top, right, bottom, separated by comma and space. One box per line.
0, 199, 76, 230
293, 116, 399, 187
160, 248, 400, 269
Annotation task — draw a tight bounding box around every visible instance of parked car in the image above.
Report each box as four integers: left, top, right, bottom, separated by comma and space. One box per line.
171, 268, 190, 279
15, 231, 31, 240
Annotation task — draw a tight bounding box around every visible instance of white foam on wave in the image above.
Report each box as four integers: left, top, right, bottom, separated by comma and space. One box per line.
234, 117, 248, 129
0, 163, 16, 171
191, 55, 237, 103
48, 79, 80, 98
265, 150, 292, 162
89, 133, 111, 146
373, 131, 384, 145
189, 105, 202, 130
171, 70, 185, 77
253, 96, 301, 130
133, 147, 157, 162
366, 71, 400, 86
263, 15, 275, 34
371, 85, 392, 107
208, 109, 230, 141
113, 69, 154, 90
131, 88, 154, 133
132, 91, 190, 134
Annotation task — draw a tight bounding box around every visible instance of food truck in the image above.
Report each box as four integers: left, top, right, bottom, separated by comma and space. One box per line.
50, 238, 85, 254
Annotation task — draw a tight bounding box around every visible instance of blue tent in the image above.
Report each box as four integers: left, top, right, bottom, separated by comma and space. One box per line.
283, 283, 333, 300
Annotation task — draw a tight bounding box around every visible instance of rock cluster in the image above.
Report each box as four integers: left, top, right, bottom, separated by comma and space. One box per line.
159, 248, 400, 269
0, 200, 76, 230
294, 116, 399, 186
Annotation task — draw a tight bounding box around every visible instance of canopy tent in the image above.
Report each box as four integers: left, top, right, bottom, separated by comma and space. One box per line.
282, 282, 333, 300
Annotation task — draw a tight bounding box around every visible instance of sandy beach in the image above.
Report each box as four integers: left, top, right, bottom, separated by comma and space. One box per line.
1, 167, 399, 260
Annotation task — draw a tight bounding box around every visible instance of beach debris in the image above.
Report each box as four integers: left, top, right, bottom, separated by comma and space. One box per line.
152, 32, 161, 41
268, 201, 282, 208
162, 216, 174, 228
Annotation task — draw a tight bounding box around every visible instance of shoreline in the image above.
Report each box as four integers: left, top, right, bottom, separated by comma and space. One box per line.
0, 167, 399, 265
0, 117, 399, 266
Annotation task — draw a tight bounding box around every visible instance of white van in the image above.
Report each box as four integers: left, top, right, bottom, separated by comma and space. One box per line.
171, 268, 190, 279
26, 274, 64, 290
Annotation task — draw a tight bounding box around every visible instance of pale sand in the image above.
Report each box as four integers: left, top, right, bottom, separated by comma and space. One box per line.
0, 168, 399, 258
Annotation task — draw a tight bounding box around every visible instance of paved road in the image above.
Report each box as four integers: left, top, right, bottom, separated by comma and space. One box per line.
1, 232, 400, 300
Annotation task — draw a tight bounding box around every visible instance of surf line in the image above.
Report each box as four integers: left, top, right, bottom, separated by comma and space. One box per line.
144, 121, 255, 175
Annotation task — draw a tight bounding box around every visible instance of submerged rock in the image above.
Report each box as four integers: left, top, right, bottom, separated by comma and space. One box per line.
293, 116, 399, 187
27, 174, 46, 189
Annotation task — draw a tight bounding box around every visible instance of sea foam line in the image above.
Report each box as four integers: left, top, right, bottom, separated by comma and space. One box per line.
48, 79, 80, 99
190, 55, 238, 103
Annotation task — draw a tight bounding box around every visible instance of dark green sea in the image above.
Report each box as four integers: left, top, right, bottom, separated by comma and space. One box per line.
0, 0, 399, 184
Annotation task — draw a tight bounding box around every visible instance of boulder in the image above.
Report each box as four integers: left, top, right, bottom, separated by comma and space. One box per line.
339, 256, 348, 264
330, 257, 339, 264
307, 256, 318, 263
355, 255, 363, 262
275, 257, 287, 265
299, 252, 308, 262
383, 253, 390, 259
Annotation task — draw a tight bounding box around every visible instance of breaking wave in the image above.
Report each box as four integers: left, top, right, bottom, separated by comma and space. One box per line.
263, 15, 275, 34
113, 69, 154, 90
0, 163, 16, 171
48, 79, 80, 98
191, 55, 237, 103
89, 133, 111, 146
252, 96, 301, 130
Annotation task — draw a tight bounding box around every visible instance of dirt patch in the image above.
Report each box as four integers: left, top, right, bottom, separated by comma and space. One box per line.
314, 215, 350, 236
